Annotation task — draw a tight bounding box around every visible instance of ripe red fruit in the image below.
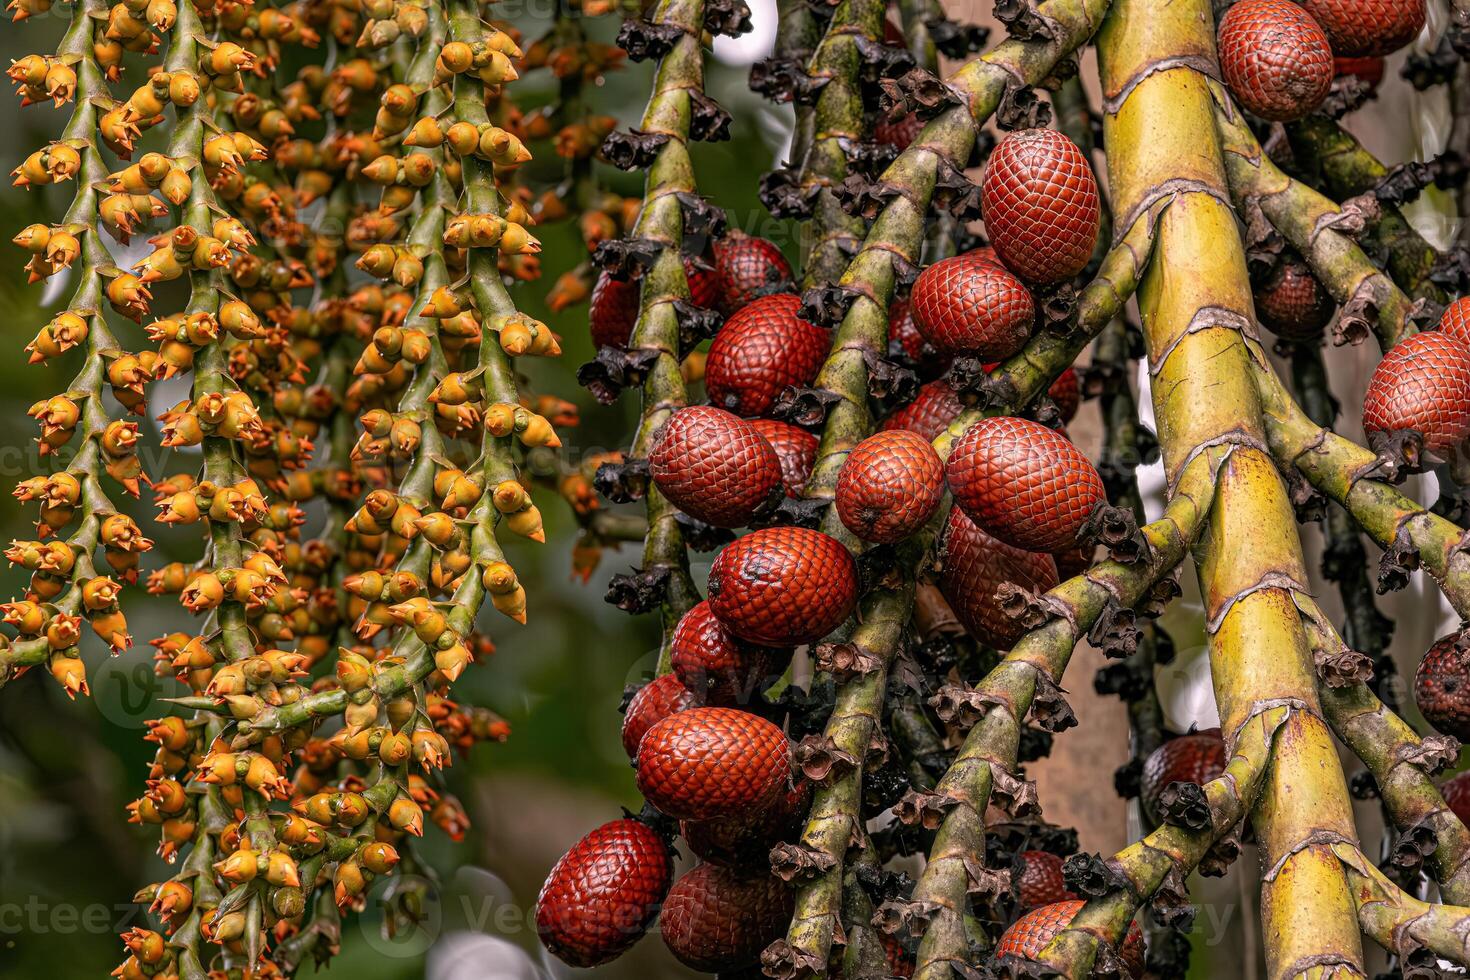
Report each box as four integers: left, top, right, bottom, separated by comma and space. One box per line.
883, 380, 965, 442
682, 778, 809, 867
1299, 0, 1424, 56
649, 406, 783, 527
536, 818, 673, 967
705, 293, 830, 417
671, 601, 790, 705
635, 706, 791, 821
888, 299, 939, 364
712, 232, 793, 314
1439, 297, 1470, 346
835, 429, 945, 543
660, 864, 795, 971
910, 251, 1035, 359
1415, 634, 1470, 740
1016, 850, 1076, 909
590, 263, 719, 348
707, 527, 859, 646
946, 416, 1106, 553
1362, 330, 1470, 458
1218, 0, 1334, 121
875, 111, 924, 151
996, 900, 1145, 977
980, 129, 1100, 284
938, 508, 1059, 650
1140, 729, 1226, 824
1334, 55, 1386, 89
1048, 367, 1080, 423
748, 418, 819, 495
622, 672, 696, 759
1442, 771, 1470, 826
1255, 255, 1334, 342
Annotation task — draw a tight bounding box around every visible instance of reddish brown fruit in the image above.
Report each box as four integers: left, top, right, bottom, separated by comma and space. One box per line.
875, 111, 924, 151
1439, 297, 1470, 346
660, 864, 795, 971
1441, 771, 1470, 826
682, 778, 809, 868
621, 673, 695, 759
980, 129, 1100, 284
707, 527, 859, 646
1415, 634, 1470, 740
835, 429, 945, 543
910, 251, 1035, 359
712, 232, 793, 314
705, 293, 829, 417
996, 900, 1145, 977
1218, 0, 1334, 121
938, 508, 1059, 650
635, 706, 791, 821
1362, 330, 1470, 458
748, 418, 819, 495
946, 416, 1106, 553
1334, 55, 1386, 89
1048, 367, 1080, 423
1255, 255, 1334, 342
649, 406, 783, 527
535, 818, 673, 967
590, 262, 719, 348
883, 380, 965, 442
1016, 850, 1076, 909
888, 298, 942, 365
671, 601, 790, 705
1300, 0, 1424, 56
1053, 544, 1094, 581
1140, 729, 1227, 824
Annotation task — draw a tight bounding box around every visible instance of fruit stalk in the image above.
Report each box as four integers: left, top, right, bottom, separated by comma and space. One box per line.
1333, 839, 1470, 966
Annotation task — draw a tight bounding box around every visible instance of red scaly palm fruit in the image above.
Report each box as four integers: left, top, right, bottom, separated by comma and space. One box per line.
748, 418, 819, 495
996, 900, 1145, 978
649, 406, 784, 527
705, 293, 829, 417
1300, 0, 1424, 56
1415, 634, 1470, 740
888, 298, 949, 367
910, 251, 1035, 359
1441, 770, 1470, 827
1140, 728, 1226, 824
621, 672, 696, 759
590, 262, 719, 348
875, 111, 924, 151
980, 129, 1100, 284
1218, 0, 1334, 121
835, 429, 945, 543
671, 600, 791, 705
1334, 55, 1386, 90
660, 864, 795, 972
535, 818, 674, 967
682, 778, 809, 867
711, 231, 793, 314
1016, 850, 1077, 909
1255, 255, 1334, 342
707, 527, 859, 646
1049, 367, 1081, 423
946, 416, 1106, 553
635, 706, 791, 821
1439, 297, 1470, 346
938, 508, 1059, 650
883, 379, 964, 441
1362, 330, 1470, 458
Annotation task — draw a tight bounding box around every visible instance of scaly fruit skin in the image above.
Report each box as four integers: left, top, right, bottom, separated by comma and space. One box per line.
590, 263, 719, 348
660, 864, 795, 971
946, 416, 1106, 553
1218, 0, 1334, 121
1335, 55, 1386, 89
1048, 367, 1081, 423
712, 232, 793, 314
1300, 0, 1425, 56
1016, 850, 1076, 909
835, 429, 946, 543
1255, 255, 1334, 342
649, 406, 783, 527
622, 673, 697, 759
910, 251, 1035, 359
535, 818, 674, 968
883, 380, 965, 442
938, 508, 1059, 650
748, 418, 819, 496
1362, 330, 1470, 457
1442, 771, 1470, 827
671, 601, 790, 706
707, 527, 859, 646
1439, 297, 1470, 346
996, 900, 1145, 978
635, 707, 791, 821
980, 129, 1100, 284
705, 293, 829, 417
1415, 634, 1470, 740
682, 778, 809, 868
1140, 729, 1226, 825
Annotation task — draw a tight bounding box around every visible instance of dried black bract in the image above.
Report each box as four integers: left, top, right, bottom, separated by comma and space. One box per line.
1089, 601, 1140, 660
1157, 780, 1212, 831
670, 299, 722, 350
577, 346, 662, 404
862, 350, 919, 406
599, 128, 671, 170
593, 457, 651, 504
1312, 644, 1374, 688
800, 284, 859, 326
1376, 522, 1423, 594
926, 16, 991, 57
1029, 673, 1077, 733
1318, 74, 1374, 119
770, 385, 844, 427
847, 138, 900, 178
995, 82, 1052, 131
1080, 502, 1150, 564
768, 842, 840, 883
590, 236, 662, 278
604, 564, 672, 613
793, 732, 860, 783
878, 68, 963, 121
689, 90, 733, 142
759, 167, 821, 219
1113, 757, 1144, 799
673, 514, 736, 552
853, 35, 916, 83
993, 0, 1056, 41
1017, 725, 1054, 763
933, 157, 984, 221
703, 0, 752, 36
1389, 821, 1438, 874
748, 57, 811, 104
835, 173, 899, 220
615, 19, 685, 61
1402, 36, 1459, 91
674, 192, 728, 250
1061, 852, 1129, 898
1037, 282, 1079, 336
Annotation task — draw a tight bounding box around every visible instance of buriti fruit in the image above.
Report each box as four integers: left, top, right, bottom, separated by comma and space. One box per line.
621, 672, 695, 759
1254, 254, 1335, 342
996, 900, 1145, 978
535, 818, 673, 968
883, 380, 965, 442
649, 406, 783, 527
659, 863, 795, 971
835, 429, 945, 543
1015, 849, 1076, 909
1415, 634, 1470, 741
980, 129, 1100, 284
909, 250, 1035, 359
1140, 728, 1227, 824
938, 508, 1059, 650
705, 293, 829, 417
946, 415, 1106, 553
748, 418, 819, 495
1217, 0, 1334, 122
1442, 771, 1470, 827
1362, 330, 1470, 458
1299, 0, 1425, 57
635, 706, 790, 821
670, 600, 790, 705
711, 231, 793, 314
1049, 367, 1081, 423
682, 778, 809, 867
1441, 297, 1470, 345
707, 526, 859, 646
